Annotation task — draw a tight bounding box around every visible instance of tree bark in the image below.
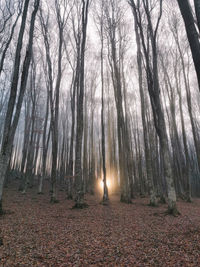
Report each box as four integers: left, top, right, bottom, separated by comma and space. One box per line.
0, 0, 39, 214
177, 0, 200, 89
134, 11, 157, 206
74, 0, 89, 208
129, 0, 179, 214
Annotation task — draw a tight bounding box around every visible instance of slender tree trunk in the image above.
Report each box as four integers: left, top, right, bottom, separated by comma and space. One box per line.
38, 89, 50, 194
177, 0, 200, 89
134, 15, 156, 206
107, 14, 131, 203
175, 66, 192, 202
50, 20, 63, 203
18, 97, 31, 191
101, 55, 108, 203
88, 108, 95, 194
194, 0, 200, 31
0, 9, 21, 75
0, 0, 39, 214
74, 0, 89, 208
67, 71, 76, 199
83, 101, 88, 194
129, 0, 179, 214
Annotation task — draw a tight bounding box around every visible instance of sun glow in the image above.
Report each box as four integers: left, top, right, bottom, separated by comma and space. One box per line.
100, 179, 111, 190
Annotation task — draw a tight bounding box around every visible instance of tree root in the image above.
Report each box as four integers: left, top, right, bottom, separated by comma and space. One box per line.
50, 198, 59, 204
158, 196, 166, 204
186, 196, 192, 203
148, 201, 158, 207
120, 196, 132, 204
0, 200, 4, 216
72, 202, 88, 209
165, 207, 181, 217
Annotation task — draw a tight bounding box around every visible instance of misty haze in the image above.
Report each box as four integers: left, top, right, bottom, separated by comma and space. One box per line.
0, 0, 200, 266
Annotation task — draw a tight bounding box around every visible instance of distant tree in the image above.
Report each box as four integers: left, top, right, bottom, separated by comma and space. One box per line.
95, 0, 109, 203
40, 0, 69, 203
104, 0, 131, 203
133, 5, 157, 206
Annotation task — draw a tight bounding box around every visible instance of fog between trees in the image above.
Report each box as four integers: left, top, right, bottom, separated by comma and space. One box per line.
0, 0, 200, 215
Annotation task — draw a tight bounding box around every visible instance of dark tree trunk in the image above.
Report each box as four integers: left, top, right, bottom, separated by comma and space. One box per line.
0, 0, 39, 214
194, 0, 200, 31
101, 30, 108, 204
134, 12, 157, 206
129, 0, 179, 215
74, 0, 89, 208
177, 0, 200, 89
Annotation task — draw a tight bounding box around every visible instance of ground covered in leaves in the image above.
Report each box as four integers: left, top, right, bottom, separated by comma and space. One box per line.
1, 184, 200, 266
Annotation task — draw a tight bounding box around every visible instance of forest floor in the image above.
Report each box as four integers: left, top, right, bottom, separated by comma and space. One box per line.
1, 183, 200, 266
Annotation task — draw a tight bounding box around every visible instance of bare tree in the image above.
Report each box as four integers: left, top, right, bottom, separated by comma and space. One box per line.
104, 0, 131, 203
177, 0, 200, 90
0, 0, 40, 214
0, 2, 22, 76
40, 0, 69, 202
134, 5, 157, 206
129, 0, 179, 215
73, 0, 90, 208
94, 0, 109, 203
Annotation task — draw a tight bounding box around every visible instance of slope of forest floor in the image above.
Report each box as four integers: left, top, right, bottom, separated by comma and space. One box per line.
1, 183, 200, 266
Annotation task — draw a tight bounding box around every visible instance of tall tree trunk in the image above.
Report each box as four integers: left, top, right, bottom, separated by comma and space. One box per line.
38, 89, 50, 194
18, 96, 31, 191
0, 7, 21, 75
129, 0, 179, 215
83, 101, 88, 194
194, 0, 200, 31
50, 5, 63, 203
0, 0, 39, 214
74, 0, 89, 208
177, 0, 200, 89
101, 48, 108, 204
67, 71, 76, 199
134, 14, 156, 206
105, 1, 131, 203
